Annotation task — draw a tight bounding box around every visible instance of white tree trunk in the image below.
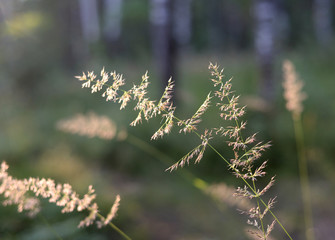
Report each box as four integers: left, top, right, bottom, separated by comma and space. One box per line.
254, 0, 275, 63
150, 0, 177, 90
253, 0, 276, 102
313, 0, 333, 47
173, 0, 192, 46
150, 0, 170, 27
78, 0, 100, 44
103, 0, 123, 41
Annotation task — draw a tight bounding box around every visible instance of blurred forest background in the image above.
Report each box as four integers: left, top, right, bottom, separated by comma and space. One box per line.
1, 0, 335, 239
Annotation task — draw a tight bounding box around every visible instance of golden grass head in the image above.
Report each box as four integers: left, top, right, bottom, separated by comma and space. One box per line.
282, 60, 307, 119
57, 112, 117, 140
0, 161, 121, 228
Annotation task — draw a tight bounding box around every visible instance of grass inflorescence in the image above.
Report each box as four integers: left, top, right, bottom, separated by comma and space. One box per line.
0, 62, 298, 240
74, 63, 293, 239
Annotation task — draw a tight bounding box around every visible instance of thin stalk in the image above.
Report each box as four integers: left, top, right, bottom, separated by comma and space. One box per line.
127, 133, 208, 191
261, 199, 293, 240
293, 115, 314, 240
96, 212, 132, 240
253, 180, 266, 239
127, 134, 173, 167
108, 222, 132, 240
126, 132, 278, 239
207, 143, 293, 240
173, 109, 292, 239
231, 112, 266, 239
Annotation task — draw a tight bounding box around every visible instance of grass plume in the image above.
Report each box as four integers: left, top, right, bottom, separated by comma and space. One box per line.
75, 63, 293, 239
0, 161, 131, 240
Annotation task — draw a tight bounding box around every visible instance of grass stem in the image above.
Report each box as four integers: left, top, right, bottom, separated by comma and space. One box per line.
96, 212, 132, 240
293, 115, 315, 240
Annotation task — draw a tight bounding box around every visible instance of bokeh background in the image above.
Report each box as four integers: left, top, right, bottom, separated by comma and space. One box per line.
1, 0, 335, 239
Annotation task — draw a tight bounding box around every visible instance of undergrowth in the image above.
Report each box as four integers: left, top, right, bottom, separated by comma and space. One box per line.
0, 62, 309, 240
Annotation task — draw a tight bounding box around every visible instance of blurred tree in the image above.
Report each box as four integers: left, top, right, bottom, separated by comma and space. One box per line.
253, 0, 277, 102
313, 0, 333, 48
172, 0, 192, 48
222, 0, 253, 49
150, 0, 177, 95
78, 0, 100, 45
58, 0, 84, 69
274, 1, 290, 48
207, 0, 222, 49
102, 0, 123, 54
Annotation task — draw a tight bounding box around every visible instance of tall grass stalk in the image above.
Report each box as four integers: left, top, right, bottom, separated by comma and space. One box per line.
96, 212, 132, 240
293, 115, 314, 240
283, 60, 314, 240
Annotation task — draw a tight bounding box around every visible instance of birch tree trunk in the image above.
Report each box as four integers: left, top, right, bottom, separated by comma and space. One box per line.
253, 0, 276, 102
150, 0, 177, 93
173, 0, 192, 48
78, 0, 100, 44
313, 0, 333, 48
103, 0, 123, 42
102, 0, 123, 54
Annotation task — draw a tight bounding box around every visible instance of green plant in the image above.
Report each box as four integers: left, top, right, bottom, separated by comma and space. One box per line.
73, 63, 293, 239
0, 161, 130, 240
1, 63, 299, 240
57, 111, 255, 219
283, 60, 314, 240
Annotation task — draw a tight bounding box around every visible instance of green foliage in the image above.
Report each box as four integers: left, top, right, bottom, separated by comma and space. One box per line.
1, 1, 335, 239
